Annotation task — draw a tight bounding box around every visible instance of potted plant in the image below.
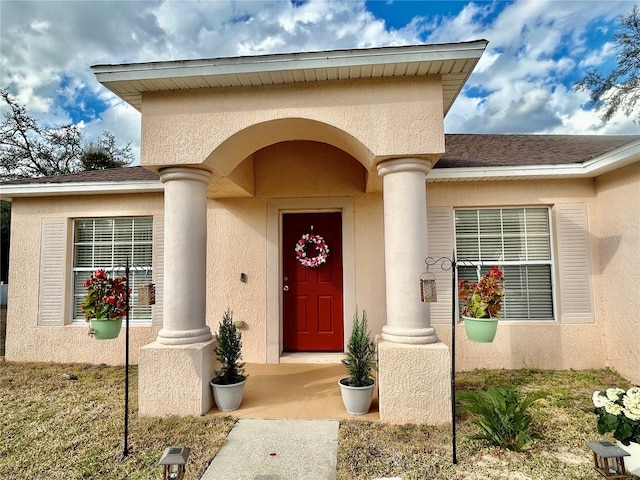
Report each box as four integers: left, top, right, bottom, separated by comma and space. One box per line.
81, 268, 128, 340
593, 387, 640, 474
339, 309, 376, 415
458, 266, 504, 343
210, 309, 247, 412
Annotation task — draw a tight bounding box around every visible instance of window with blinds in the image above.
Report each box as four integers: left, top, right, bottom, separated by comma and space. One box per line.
72, 217, 153, 324
454, 207, 554, 321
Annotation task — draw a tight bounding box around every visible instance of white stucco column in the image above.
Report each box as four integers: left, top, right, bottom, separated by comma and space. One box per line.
377, 158, 438, 344
157, 167, 213, 345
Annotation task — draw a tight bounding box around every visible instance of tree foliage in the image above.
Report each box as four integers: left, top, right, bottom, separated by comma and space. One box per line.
0, 89, 133, 180
575, 5, 640, 123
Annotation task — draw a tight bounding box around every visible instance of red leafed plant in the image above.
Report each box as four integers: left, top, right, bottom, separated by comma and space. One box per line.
81, 269, 128, 321
458, 266, 505, 319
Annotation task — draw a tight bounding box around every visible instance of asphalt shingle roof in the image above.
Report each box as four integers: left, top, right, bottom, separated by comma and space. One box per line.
438, 134, 639, 168
1, 134, 638, 185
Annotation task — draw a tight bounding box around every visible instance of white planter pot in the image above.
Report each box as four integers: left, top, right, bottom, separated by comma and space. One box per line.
210, 378, 247, 412
339, 378, 374, 415
617, 440, 640, 476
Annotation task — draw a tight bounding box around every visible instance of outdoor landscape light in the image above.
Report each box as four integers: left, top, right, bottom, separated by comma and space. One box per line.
159, 446, 190, 480
587, 440, 630, 479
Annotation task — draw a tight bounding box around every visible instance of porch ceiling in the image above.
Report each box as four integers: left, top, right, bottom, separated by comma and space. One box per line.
92, 41, 488, 116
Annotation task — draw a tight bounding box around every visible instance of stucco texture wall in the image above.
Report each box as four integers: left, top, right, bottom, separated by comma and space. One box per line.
594, 162, 640, 384
5, 194, 163, 365
427, 178, 607, 372
140, 76, 445, 174
204, 141, 386, 363
6, 154, 634, 378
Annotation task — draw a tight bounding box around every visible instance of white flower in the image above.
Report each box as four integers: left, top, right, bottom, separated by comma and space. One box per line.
623, 390, 640, 420
593, 391, 610, 408
605, 402, 623, 416
624, 408, 640, 421
626, 387, 640, 399
606, 388, 626, 401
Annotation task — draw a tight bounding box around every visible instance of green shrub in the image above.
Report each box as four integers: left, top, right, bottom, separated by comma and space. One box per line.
212, 309, 246, 385
456, 386, 545, 451
342, 309, 376, 387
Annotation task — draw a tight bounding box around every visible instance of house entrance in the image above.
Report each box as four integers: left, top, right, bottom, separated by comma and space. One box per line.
282, 212, 344, 352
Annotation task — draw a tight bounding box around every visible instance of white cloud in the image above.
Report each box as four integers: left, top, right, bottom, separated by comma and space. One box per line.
1, 0, 638, 162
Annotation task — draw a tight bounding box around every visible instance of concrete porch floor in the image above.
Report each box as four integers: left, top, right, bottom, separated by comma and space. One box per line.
209, 362, 380, 421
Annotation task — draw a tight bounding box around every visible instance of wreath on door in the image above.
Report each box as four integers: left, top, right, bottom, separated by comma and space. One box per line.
295, 233, 330, 268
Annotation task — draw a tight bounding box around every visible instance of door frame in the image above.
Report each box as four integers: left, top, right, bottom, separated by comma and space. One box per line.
267, 197, 356, 363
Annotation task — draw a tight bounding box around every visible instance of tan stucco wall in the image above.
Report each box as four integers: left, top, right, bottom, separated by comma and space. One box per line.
5, 154, 636, 379
594, 162, 640, 384
205, 141, 387, 363
427, 178, 607, 372
5, 193, 163, 365
140, 76, 445, 175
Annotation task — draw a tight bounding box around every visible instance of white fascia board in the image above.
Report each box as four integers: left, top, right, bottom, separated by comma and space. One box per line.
0, 180, 164, 201
427, 164, 585, 181
429, 139, 640, 182
581, 138, 640, 176
92, 41, 487, 83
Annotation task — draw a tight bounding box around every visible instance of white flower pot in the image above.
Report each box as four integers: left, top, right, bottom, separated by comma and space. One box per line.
617, 440, 640, 476
210, 378, 247, 412
339, 378, 374, 415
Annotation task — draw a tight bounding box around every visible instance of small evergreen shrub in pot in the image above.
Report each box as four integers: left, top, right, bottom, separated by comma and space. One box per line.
210, 309, 247, 412
339, 309, 376, 415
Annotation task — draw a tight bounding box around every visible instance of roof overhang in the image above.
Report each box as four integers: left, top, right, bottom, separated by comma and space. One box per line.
428, 137, 640, 182
91, 41, 488, 115
0, 180, 163, 201
2, 138, 637, 199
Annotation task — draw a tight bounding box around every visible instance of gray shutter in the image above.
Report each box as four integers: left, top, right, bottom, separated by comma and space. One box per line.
152, 215, 164, 326
38, 218, 68, 326
555, 203, 594, 324
427, 207, 454, 324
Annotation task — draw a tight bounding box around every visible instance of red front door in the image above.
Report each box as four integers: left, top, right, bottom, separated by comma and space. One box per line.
283, 212, 343, 352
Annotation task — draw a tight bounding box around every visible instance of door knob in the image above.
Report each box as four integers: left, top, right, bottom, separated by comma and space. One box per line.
283, 285, 289, 291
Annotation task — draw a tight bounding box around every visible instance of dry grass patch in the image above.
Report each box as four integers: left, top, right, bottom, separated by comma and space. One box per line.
1, 362, 636, 479
0, 361, 235, 479
337, 368, 636, 480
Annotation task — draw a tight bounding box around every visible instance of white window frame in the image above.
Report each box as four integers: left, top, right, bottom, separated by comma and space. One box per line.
71, 217, 153, 325
454, 207, 556, 322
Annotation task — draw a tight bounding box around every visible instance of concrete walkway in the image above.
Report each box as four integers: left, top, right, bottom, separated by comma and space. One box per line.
201, 419, 340, 480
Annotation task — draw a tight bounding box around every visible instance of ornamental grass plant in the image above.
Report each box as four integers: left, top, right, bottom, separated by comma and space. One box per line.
456, 386, 546, 452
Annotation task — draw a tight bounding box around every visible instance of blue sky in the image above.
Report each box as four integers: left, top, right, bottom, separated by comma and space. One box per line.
1, 0, 638, 162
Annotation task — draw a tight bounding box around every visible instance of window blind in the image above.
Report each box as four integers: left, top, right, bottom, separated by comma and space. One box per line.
72, 217, 153, 324
455, 208, 554, 321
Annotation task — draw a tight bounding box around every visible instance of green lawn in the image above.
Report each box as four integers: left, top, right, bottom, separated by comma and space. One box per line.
0, 361, 634, 479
